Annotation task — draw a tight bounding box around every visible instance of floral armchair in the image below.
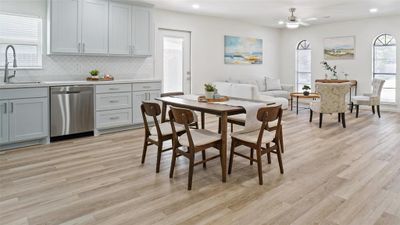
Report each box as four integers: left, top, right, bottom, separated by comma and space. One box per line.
309, 82, 351, 128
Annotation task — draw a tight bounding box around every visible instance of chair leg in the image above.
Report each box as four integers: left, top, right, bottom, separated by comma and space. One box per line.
250, 148, 254, 165
156, 142, 163, 173
377, 105, 381, 118
309, 109, 313, 122
218, 117, 221, 134
372, 106, 375, 114
319, 113, 323, 128
266, 144, 271, 164
188, 152, 195, 190
141, 137, 148, 164
228, 140, 235, 174
356, 105, 359, 118
350, 102, 354, 113
256, 148, 263, 185
338, 113, 341, 123
230, 123, 234, 132
276, 142, 284, 174
342, 113, 346, 128
279, 128, 284, 154
202, 150, 207, 169
169, 146, 177, 178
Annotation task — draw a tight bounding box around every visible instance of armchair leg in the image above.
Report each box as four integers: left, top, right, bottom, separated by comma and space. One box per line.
319, 113, 323, 128
279, 128, 284, 154
202, 150, 207, 169
356, 105, 359, 118
342, 113, 346, 128
338, 113, 341, 123
309, 109, 313, 122
250, 148, 254, 165
377, 105, 381, 118
350, 102, 354, 113
372, 106, 375, 114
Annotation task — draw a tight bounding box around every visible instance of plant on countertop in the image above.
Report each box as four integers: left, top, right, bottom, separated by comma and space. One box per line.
320, 61, 337, 79
89, 69, 99, 76
302, 85, 311, 96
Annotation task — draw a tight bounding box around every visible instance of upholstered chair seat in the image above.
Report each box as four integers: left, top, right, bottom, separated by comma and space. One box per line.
178, 129, 221, 147
149, 122, 185, 140
231, 130, 274, 145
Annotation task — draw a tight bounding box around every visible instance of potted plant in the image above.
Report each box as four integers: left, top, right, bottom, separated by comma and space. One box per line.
302, 85, 311, 96
89, 69, 99, 78
320, 61, 338, 80
204, 83, 216, 99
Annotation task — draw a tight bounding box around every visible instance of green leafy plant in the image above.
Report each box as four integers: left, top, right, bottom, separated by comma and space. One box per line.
89, 69, 99, 76
204, 83, 216, 92
302, 85, 311, 91
320, 61, 337, 76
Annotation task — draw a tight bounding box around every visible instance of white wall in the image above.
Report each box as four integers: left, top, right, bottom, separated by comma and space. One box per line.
153, 9, 281, 94
279, 15, 400, 107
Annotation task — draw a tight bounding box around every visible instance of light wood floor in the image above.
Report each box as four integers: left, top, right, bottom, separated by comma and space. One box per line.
1, 109, 400, 225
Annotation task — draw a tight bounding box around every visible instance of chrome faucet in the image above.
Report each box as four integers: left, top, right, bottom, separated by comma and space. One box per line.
4, 45, 17, 83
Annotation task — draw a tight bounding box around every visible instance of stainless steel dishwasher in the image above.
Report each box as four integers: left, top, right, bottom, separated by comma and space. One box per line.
50, 86, 94, 140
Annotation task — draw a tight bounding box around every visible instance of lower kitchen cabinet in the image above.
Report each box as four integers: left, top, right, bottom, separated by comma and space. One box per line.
132, 89, 160, 124
9, 98, 49, 143
0, 100, 8, 144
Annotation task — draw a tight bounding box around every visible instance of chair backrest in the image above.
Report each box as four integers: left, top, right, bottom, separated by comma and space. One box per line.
160, 92, 184, 97
141, 101, 161, 137
372, 79, 385, 97
256, 105, 283, 146
169, 106, 196, 149
315, 82, 350, 113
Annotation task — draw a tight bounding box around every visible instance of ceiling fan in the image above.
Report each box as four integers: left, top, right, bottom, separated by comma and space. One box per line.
280, 8, 316, 29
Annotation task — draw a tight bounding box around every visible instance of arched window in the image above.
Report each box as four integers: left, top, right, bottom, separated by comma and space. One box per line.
373, 34, 397, 103
296, 40, 312, 91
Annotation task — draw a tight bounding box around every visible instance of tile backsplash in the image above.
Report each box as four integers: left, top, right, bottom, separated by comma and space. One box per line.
11, 55, 154, 81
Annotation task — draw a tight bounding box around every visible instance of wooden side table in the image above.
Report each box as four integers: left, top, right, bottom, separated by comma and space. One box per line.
290, 92, 320, 115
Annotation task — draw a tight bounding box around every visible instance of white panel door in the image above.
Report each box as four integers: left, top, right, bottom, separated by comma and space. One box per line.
0, 101, 9, 144
109, 2, 131, 55
50, 0, 80, 53
132, 6, 152, 56
132, 91, 147, 124
9, 98, 48, 143
81, 0, 109, 54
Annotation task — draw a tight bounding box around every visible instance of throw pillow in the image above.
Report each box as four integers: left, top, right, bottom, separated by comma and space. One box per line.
255, 77, 267, 92
266, 78, 282, 91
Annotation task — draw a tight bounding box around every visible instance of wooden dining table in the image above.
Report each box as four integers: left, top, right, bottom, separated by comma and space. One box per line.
156, 96, 246, 182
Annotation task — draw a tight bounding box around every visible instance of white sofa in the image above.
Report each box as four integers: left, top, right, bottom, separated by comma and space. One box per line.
213, 81, 289, 109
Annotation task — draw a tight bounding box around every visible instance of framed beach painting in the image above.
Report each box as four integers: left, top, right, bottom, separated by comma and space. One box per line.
324, 36, 355, 60
224, 35, 263, 64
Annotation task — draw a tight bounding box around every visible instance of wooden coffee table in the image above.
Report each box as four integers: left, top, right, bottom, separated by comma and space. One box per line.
290, 92, 320, 115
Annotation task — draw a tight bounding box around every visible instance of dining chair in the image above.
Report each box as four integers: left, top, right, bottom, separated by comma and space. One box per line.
309, 83, 350, 128
228, 106, 284, 185
160, 92, 199, 128
351, 79, 385, 118
169, 107, 223, 190
141, 101, 185, 173
226, 104, 285, 153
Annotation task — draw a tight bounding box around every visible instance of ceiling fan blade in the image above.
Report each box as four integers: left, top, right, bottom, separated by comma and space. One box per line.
299, 21, 310, 26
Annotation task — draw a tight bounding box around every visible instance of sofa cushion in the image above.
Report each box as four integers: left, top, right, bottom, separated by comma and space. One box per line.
213, 82, 232, 97
266, 78, 282, 91
260, 90, 289, 99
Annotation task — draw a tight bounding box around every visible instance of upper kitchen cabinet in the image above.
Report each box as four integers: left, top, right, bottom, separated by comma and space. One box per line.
132, 6, 152, 56
81, 0, 109, 54
108, 2, 131, 55
48, 0, 153, 57
48, 0, 80, 54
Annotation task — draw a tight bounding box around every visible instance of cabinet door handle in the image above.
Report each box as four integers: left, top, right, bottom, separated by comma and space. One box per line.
109, 100, 119, 103
10, 102, 13, 113
109, 116, 120, 120
3, 103, 6, 114
109, 88, 119, 91
142, 86, 151, 89
83, 43, 85, 53
78, 43, 81, 53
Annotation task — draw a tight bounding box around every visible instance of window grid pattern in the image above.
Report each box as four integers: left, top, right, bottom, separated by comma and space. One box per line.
373, 34, 397, 103
296, 40, 312, 92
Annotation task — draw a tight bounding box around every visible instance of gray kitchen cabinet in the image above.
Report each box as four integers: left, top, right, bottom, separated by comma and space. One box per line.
0, 101, 8, 145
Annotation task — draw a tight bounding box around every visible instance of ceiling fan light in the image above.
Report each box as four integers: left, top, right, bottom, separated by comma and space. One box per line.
286, 22, 299, 29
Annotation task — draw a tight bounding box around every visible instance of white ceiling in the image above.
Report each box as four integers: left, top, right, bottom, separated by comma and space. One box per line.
137, 0, 400, 28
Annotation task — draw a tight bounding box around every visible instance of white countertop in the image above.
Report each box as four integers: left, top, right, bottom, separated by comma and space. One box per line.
0, 79, 161, 89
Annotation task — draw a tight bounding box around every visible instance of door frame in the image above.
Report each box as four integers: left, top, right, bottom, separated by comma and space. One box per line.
156, 28, 192, 94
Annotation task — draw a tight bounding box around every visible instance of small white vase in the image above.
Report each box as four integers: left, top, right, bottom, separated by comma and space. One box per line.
205, 91, 214, 99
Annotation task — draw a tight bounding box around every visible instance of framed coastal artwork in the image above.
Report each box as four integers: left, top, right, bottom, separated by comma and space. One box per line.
224, 35, 263, 64
324, 36, 355, 60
